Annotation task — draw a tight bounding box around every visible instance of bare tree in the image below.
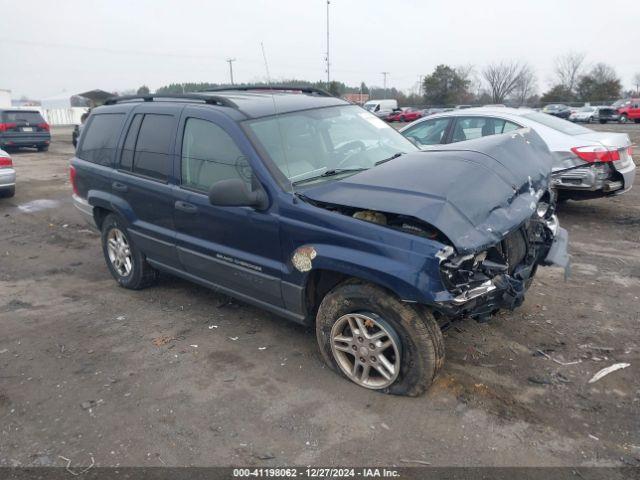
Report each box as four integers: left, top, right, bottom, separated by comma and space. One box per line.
456, 64, 482, 98
554, 52, 586, 94
482, 61, 525, 103
512, 64, 537, 106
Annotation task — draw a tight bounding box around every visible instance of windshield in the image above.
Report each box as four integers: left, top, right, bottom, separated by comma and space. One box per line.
363, 103, 377, 111
578, 107, 595, 112
522, 112, 592, 135
246, 105, 417, 187
612, 99, 629, 108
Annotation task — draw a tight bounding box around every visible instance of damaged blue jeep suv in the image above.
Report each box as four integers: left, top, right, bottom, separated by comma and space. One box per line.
70, 86, 569, 396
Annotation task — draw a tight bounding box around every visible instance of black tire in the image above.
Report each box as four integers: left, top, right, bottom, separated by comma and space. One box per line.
620, 114, 628, 124
37, 145, 49, 152
599, 120, 606, 124
316, 281, 444, 396
100, 213, 158, 289
0, 186, 15, 198
635, 119, 640, 124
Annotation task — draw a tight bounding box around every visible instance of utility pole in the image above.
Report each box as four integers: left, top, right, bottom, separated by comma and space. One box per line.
418, 75, 424, 97
226, 58, 236, 85
381, 72, 389, 97
325, 0, 331, 87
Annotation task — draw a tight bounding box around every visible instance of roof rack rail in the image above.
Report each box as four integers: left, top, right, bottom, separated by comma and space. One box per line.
104, 93, 237, 108
201, 85, 333, 97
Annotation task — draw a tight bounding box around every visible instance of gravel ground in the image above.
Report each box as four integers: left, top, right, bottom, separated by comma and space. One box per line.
0, 124, 639, 468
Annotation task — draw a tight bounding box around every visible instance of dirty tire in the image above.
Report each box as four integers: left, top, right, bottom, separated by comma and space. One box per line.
316, 281, 444, 396
101, 213, 158, 290
0, 186, 15, 198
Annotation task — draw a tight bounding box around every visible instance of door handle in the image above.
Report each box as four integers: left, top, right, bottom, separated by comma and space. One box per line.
174, 200, 198, 214
112, 182, 128, 193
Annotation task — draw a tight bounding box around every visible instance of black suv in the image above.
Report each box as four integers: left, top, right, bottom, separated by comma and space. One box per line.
0, 109, 51, 151
70, 87, 568, 396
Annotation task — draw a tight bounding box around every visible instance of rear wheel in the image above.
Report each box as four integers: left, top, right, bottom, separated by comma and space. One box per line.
101, 213, 158, 289
599, 120, 606, 124
0, 186, 15, 198
316, 281, 444, 396
37, 145, 49, 152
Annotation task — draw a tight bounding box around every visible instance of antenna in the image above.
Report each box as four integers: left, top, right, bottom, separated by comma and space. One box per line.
260, 42, 292, 186
325, 0, 330, 87
226, 58, 236, 85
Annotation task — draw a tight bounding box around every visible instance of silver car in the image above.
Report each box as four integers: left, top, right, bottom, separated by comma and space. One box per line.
0, 148, 15, 198
399, 107, 636, 200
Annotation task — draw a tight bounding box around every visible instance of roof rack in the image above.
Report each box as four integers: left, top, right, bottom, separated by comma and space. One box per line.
201, 85, 333, 97
104, 93, 237, 108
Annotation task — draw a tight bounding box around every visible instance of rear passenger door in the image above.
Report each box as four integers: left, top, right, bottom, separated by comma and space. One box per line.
173, 107, 283, 307
111, 106, 181, 269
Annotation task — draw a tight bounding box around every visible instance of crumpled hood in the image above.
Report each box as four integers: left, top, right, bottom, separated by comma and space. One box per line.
303, 128, 554, 254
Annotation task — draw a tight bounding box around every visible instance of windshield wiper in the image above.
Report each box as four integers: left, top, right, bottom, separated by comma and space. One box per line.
375, 152, 405, 165
292, 168, 369, 186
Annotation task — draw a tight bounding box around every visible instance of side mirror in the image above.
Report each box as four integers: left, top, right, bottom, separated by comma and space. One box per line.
208, 178, 268, 210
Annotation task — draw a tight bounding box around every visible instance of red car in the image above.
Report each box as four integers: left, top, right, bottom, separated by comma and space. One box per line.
386, 108, 423, 122
617, 98, 640, 123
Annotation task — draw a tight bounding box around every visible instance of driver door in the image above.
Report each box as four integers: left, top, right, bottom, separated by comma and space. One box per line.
172, 107, 284, 307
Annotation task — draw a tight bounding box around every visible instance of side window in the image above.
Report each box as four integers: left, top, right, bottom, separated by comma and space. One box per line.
451, 117, 517, 142
181, 118, 250, 193
77, 113, 125, 166
502, 121, 520, 133
131, 114, 174, 181
403, 118, 450, 146
120, 114, 143, 171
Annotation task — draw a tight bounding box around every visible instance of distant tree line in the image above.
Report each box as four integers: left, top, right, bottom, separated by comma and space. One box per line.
140, 53, 638, 108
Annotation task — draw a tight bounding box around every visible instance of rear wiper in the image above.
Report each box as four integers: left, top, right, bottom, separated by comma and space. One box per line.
375, 152, 404, 165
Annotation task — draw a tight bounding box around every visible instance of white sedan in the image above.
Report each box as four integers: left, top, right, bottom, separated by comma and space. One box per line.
0, 148, 15, 198
399, 107, 636, 200
569, 106, 598, 123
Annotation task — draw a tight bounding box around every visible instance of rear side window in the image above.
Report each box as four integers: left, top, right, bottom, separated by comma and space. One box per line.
521, 112, 591, 135
77, 113, 125, 166
2, 111, 45, 123
119, 114, 175, 181
181, 118, 249, 192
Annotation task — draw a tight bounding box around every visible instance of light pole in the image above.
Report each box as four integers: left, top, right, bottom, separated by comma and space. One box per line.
226, 58, 236, 85
381, 72, 389, 97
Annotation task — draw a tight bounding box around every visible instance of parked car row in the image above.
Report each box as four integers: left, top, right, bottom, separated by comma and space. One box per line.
70, 87, 569, 396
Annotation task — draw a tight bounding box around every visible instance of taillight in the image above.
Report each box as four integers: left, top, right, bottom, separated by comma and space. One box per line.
38, 122, 50, 131
628, 146, 634, 156
0, 122, 17, 132
0, 156, 12, 168
571, 146, 620, 163
69, 165, 79, 195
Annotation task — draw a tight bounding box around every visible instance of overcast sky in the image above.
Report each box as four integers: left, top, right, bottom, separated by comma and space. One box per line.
1, 0, 639, 99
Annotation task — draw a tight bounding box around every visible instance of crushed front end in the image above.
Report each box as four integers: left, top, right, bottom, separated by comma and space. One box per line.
435, 206, 569, 322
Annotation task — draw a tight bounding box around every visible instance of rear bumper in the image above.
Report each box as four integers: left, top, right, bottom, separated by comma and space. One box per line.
0, 134, 51, 147
552, 158, 635, 195
72, 194, 97, 229
0, 168, 16, 188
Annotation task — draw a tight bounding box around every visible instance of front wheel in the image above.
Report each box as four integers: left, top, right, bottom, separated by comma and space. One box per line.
620, 114, 629, 123
101, 214, 158, 289
316, 282, 444, 396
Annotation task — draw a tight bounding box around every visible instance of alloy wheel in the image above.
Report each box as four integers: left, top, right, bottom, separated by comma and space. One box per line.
330, 312, 401, 389
106, 228, 132, 277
